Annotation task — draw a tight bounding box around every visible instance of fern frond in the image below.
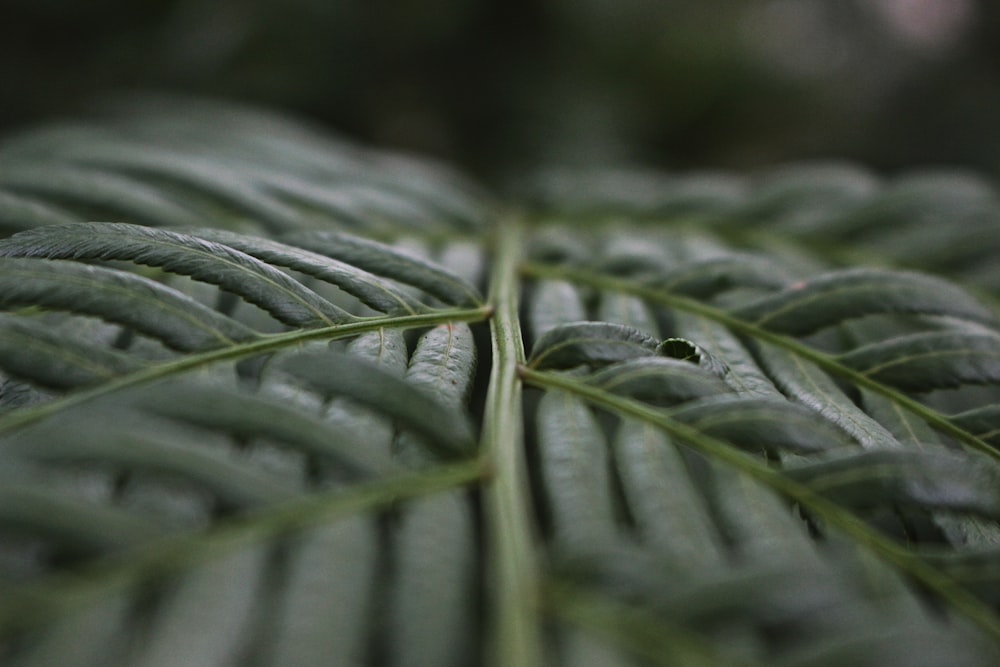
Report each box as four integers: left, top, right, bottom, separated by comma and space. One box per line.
3, 100, 1000, 667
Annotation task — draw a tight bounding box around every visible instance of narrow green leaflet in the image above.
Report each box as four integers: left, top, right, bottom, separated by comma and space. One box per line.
667, 395, 855, 455
613, 419, 726, 565
396, 322, 478, 461
535, 390, 620, 556
731, 268, 996, 335
402, 323, 478, 409
0, 189, 78, 232
0, 223, 352, 327
0, 315, 143, 388
319, 328, 410, 464
0, 478, 170, 554
4, 414, 299, 510
648, 254, 793, 299
267, 518, 378, 666
838, 331, 1000, 392
278, 349, 476, 458
388, 490, 477, 667
282, 230, 484, 307
62, 147, 307, 232
120, 546, 266, 667
388, 323, 478, 666
588, 357, 733, 406
0, 163, 200, 228
786, 450, 1000, 520
188, 228, 425, 314
751, 341, 903, 451
528, 279, 587, 338
745, 163, 877, 228
129, 381, 396, 477
528, 321, 660, 370
596, 291, 660, 338
0, 257, 256, 351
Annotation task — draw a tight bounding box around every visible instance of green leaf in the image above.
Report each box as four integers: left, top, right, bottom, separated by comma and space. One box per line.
130, 381, 396, 477
187, 228, 426, 314
4, 411, 299, 510
648, 254, 793, 299
5, 99, 1000, 667
528, 279, 587, 338
613, 419, 725, 564
267, 518, 378, 666
0, 189, 79, 232
282, 230, 484, 306
61, 146, 307, 232
121, 546, 266, 667
596, 291, 659, 337
403, 323, 478, 409
0, 223, 352, 327
668, 395, 854, 455
0, 257, 256, 351
278, 349, 476, 458
396, 322, 477, 462
0, 162, 200, 227
535, 391, 619, 556
528, 321, 660, 370
731, 268, 995, 335
319, 328, 410, 466
0, 314, 143, 388
838, 332, 1000, 392
787, 450, 1000, 520
388, 492, 477, 667
0, 476, 170, 555
588, 357, 733, 406
752, 341, 903, 451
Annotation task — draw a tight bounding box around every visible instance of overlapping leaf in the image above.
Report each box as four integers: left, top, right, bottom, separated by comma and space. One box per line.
3, 100, 1000, 667
731, 268, 995, 335
0, 223, 353, 327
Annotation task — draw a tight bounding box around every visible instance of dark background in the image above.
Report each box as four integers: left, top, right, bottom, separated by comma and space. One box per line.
3, 0, 1000, 182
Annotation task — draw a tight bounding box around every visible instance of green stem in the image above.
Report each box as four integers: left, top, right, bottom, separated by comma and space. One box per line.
482, 219, 545, 667
0, 457, 486, 634
0, 305, 492, 436
519, 366, 1000, 644
521, 261, 999, 461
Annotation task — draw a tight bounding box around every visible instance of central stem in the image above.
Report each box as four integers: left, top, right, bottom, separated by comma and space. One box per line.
481, 218, 545, 667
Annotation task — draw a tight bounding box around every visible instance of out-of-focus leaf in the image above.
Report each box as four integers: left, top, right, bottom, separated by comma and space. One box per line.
838, 332, 1000, 392
731, 269, 994, 335
0, 223, 352, 327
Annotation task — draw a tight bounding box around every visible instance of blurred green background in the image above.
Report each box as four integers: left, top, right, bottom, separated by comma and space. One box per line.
3, 0, 999, 181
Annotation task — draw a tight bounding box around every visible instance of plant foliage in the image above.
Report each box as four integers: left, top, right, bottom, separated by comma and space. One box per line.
1, 100, 1000, 666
